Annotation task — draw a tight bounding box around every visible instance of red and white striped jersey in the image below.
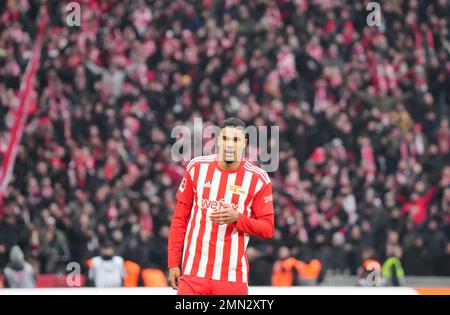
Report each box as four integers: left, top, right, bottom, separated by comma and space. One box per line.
174, 155, 274, 283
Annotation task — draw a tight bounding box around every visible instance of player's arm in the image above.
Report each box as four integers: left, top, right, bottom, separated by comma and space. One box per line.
210, 181, 275, 239
233, 211, 274, 239
235, 182, 274, 239
168, 169, 194, 289
168, 200, 192, 268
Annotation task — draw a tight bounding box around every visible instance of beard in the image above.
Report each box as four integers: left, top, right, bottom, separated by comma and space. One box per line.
224, 151, 235, 163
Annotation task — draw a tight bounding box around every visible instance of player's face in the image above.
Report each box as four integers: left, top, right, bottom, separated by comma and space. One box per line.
218, 127, 246, 163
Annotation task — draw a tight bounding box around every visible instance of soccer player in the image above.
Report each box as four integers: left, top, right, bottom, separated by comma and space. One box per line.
168, 118, 275, 295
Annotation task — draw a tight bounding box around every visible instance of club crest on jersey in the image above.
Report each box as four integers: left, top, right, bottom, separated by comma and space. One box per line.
229, 184, 246, 195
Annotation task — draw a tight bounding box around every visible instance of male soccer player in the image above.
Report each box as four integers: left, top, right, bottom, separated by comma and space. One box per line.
168, 118, 275, 295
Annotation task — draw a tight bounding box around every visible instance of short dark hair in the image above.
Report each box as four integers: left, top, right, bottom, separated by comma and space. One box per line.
101, 240, 114, 249
219, 117, 246, 130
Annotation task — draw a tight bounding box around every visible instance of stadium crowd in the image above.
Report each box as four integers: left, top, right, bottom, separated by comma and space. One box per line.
0, 0, 450, 286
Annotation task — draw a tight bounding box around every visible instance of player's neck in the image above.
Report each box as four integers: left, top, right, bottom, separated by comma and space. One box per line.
217, 159, 243, 171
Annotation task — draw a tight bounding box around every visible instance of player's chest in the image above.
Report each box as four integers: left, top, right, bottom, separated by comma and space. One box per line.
193, 179, 253, 201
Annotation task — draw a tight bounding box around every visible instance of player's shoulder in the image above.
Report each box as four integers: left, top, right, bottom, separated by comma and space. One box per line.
91, 256, 102, 266
243, 160, 271, 185
186, 154, 217, 171
113, 256, 124, 265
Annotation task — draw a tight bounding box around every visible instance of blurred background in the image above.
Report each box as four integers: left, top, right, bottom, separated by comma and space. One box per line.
0, 0, 449, 289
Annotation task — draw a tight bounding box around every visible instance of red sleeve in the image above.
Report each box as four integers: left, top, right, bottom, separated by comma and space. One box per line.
252, 182, 275, 216
168, 200, 192, 269
168, 170, 195, 269
235, 182, 274, 239
235, 213, 274, 239
421, 185, 437, 205
176, 169, 194, 205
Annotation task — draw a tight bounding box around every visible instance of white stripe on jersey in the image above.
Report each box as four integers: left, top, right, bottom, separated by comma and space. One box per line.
241, 234, 250, 282
211, 172, 237, 280
253, 179, 264, 196
196, 168, 226, 278
186, 155, 216, 171
227, 170, 253, 282
182, 198, 195, 268
240, 199, 253, 282
244, 161, 270, 184
184, 163, 209, 274
182, 168, 197, 266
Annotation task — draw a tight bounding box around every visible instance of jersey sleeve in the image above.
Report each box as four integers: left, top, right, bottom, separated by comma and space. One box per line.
252, 180, 274, 217
168, 200, 192, 268
176, 168, 195, 206
234, 178, 275, 239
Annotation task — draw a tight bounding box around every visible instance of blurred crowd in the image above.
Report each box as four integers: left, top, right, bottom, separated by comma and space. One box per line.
0, 0, 450, 286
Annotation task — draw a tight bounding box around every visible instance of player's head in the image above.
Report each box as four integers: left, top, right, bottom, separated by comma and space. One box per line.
100, 241, 115, 260
218, 118, 247, 164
